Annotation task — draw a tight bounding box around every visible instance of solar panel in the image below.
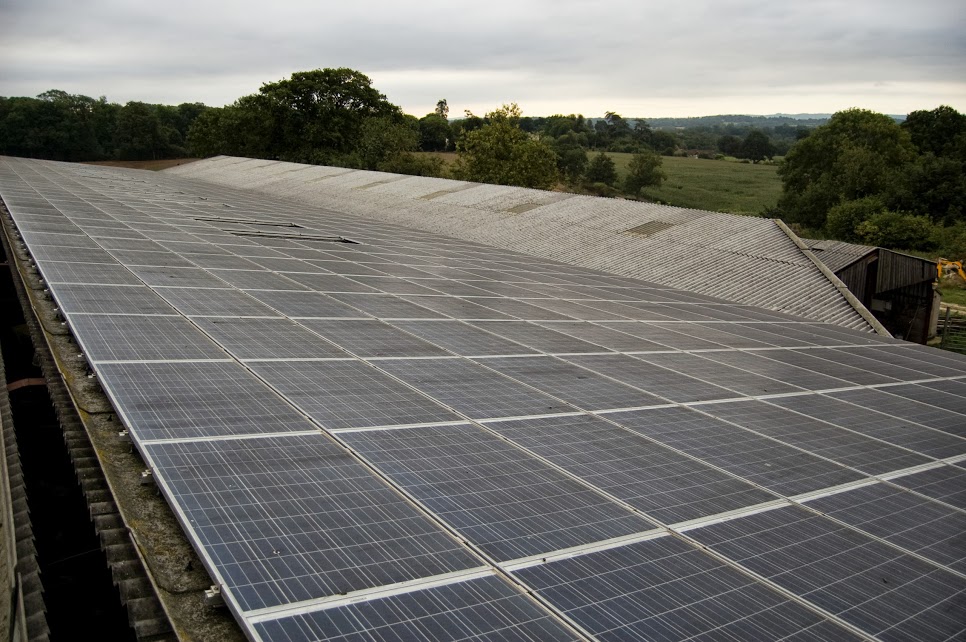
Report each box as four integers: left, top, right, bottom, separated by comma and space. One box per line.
374, 358, 576, 419
6, 156, 966, 642
247, 360, 462, 430
389, 320, 538, 356
887, 465, 966, 509
699, 400, 933, 474
565, 354, 736, 403
142, 434, 482, 611
514, 535, 861, 641
96, 360, 317, 441
69, 314, 227, 362
253, 574, 577, 641
688, 505, 966, 641
803, 482, 966, 573
341, 423, 655, 561
486, 414, 778, 524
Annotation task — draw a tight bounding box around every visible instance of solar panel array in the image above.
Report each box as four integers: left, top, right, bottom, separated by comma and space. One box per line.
2, 156, 965, 642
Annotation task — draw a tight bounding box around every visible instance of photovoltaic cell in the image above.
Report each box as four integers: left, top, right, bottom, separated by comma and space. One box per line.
632, 352, 803, 397
610, 406, 866, 496
374, 358, 576, 420
211, 269, 305, 291
738, 348, 898, 386
804, 483, 966, 573
128, 265, 231, 288
37, 260, 142, 285
328, 293, 445, 319
827, 388, 966, 437
69, 314, 227, 361
246, 290, 364, 318
565, 354, 736, 403
534, 321, 667, 352
299, 320, 450, 358
399, 295, 516, 320
96, 360, 317, 441
342, 424, 654, 560
689, 505, 966, 642
699, 400, 932, 474
487, 414, 778, 524
469, 321, 610, 354
156, 287, 282, 317
52, 284, 174, 315
480, 356, 664, 410
888, 465, 966, 510
767, 394, 966, 459
874, 383, 966, 416
248, 360, 461, 429
390, 321, 538, 356
192, 317, 349, 360
696, 350, 850, 390
143, 435, 481, 612
514, 535, 860, 642
597, 321, 725, 350
254, 574, 577, 642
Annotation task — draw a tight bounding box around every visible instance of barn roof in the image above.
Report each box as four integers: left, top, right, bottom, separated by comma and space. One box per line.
165, 157, 882, 333
2, 156, 965, 642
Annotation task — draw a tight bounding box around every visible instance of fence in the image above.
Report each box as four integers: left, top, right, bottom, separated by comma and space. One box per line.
939, 308, 966, 355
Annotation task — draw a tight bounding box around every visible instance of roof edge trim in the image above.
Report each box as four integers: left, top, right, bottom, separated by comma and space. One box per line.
774, 219, 891, 336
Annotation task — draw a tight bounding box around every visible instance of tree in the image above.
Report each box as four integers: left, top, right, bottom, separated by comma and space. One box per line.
901, 106, 966, 225
649, 130, 678, 156
435, 99, 449, 120
855, 211, 937, 251
738, 130, 775, 163
902, 105, 966, 157
824, 196, 888, 241
552, 132, 588, 184
250, 68, 401, 163
585, 152, 617, 186
114, 101, 164, 160
452, 104, 558, 189
717, 134, 742, 156
777, 108, 916, 229
418, 113, 451, 152
623, 150, 666, 195
352, 115, 419, 170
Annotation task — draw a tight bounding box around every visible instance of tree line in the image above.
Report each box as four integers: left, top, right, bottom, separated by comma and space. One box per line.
777, 106, 966, 258
2, 68, 964, 257
0, 90, 208, 161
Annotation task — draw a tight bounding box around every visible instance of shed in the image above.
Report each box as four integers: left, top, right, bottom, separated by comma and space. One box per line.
806, 239, 939, 342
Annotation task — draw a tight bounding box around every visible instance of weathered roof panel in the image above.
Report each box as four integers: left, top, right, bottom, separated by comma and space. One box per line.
167, 157, 878, 332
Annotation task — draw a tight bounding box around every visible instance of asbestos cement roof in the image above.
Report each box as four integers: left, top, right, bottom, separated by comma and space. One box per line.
804, 239, 878, 273
165, 157, 879, 333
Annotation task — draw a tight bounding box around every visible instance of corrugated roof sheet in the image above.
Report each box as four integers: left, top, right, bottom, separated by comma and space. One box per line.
803, 239, 877, 273
166, 157, 878, 332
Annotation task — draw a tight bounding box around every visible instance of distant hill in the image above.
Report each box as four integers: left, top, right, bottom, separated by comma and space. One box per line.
640, 115, 829, 129
616, 113, 906, 130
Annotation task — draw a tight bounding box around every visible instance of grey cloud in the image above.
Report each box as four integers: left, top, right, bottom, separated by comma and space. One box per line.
1, 0, 963, 114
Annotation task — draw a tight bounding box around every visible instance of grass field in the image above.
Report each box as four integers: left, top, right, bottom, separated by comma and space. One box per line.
417, 152, 781, 216
607, 153, 782, 216
939, 286, 966, 307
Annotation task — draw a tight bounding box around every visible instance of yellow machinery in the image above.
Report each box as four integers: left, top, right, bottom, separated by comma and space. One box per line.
938, 259, 966, 281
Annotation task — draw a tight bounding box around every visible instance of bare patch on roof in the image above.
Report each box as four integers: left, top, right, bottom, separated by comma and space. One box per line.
420, 184, 477, 200
506, 202, 545, 214
625, 221, 675, 237
354, 176, 409, 190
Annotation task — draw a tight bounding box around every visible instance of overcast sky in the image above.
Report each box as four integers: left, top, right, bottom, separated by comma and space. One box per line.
1, 0, 963, 118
